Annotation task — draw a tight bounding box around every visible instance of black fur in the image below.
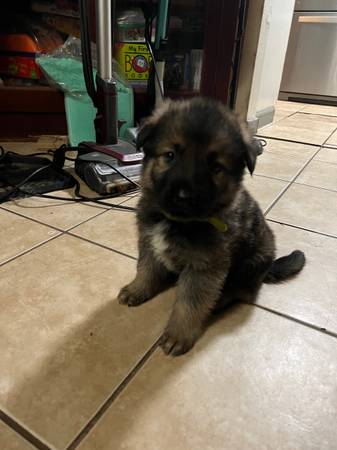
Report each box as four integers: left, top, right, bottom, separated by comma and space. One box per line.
264, 250, 306, 283
118, 98, 306, 356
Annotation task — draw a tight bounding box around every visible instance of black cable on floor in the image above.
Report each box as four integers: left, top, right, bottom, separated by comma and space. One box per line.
0, 146, 139, 211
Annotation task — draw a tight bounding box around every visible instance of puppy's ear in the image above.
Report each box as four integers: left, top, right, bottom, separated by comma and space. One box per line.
136, 122, 156, 151
136, 100, 172, 152
244, 143, 257, 175
239, 121, 257, 175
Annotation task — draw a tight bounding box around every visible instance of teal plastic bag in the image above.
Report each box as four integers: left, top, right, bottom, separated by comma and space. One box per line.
37, 37, 134, 145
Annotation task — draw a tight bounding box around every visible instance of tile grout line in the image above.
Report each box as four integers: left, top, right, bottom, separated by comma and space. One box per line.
0, 229, 137, 269
322, 144, 337, 150
64, 207, 111, 233
266, 218, 337, 240
252, 173, 290, 183
65, 200, 138, 235
253, 175, 337, 194
0, 191, 137, 237
264, 124, 337, 216
297, 111, 337, 119
259, 106, 306, 130
292, 181, 337, 194
0, 203, 138, 268
0, 410, 53, 450
255, 134, 318, 151
0, 234, 62, 268
0, 206, 64, 233
263, 147, 323, 216
246, 303, 337, 340
65, 337, 161, 450
256, 134, 324, 148
65, 231, 138, 261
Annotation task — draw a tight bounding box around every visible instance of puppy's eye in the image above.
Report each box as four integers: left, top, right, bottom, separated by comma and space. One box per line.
211, 162, 225, 175
163, 151, 175, 163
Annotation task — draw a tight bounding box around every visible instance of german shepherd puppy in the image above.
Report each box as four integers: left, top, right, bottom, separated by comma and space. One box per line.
118, 98, 305, 356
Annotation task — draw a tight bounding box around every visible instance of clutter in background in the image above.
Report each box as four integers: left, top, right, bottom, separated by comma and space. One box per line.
0, 0, 204, 95
0, 16, 63, 82
114, 7, 204, 93
115, 8, 152, 87
37, 37, 134, 145
0, 0, 79, 86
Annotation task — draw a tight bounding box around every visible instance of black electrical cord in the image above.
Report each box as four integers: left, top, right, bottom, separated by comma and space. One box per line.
0, 146, 139, 210
144, 12, 165, 101
79, 0, 97, 107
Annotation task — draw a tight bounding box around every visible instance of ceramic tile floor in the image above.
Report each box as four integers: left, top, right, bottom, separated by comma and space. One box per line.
1, 102, 337, 450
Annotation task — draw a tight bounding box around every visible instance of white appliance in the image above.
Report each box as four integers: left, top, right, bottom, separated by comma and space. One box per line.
280, 0, 337, 104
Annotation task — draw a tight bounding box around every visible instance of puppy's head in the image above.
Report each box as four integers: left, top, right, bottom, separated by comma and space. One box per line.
137, 97, 256, 219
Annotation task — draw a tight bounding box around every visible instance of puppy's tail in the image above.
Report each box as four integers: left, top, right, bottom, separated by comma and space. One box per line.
264, 250, 305, 284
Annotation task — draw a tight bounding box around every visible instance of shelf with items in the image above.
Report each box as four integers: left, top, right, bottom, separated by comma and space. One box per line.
114, 0, 205, 106
0, 0, 246, 137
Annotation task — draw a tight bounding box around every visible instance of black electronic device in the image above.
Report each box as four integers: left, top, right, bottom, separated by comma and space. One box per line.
0, 152, 75, 202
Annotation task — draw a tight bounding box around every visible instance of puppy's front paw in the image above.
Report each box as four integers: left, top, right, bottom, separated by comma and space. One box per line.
160, 323, 199, 357
117, 285, 147, 307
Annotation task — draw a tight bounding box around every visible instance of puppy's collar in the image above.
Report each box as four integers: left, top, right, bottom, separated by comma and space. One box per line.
162, 211, 228, 232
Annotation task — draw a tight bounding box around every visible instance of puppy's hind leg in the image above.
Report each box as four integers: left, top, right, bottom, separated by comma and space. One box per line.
213, 256, 272, 313
118, 244, 176, 307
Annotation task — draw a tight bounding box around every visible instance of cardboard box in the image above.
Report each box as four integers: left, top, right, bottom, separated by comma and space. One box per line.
115, 42, 152, 81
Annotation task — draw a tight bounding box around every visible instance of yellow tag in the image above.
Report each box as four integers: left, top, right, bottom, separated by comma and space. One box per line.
162, 212, 228, 233
208, 217, 228, 232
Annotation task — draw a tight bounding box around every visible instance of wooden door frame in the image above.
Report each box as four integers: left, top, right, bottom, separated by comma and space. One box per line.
201, 0, 243, 104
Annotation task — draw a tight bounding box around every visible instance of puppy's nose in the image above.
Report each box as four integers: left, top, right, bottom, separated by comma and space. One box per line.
177, 188, 191, 199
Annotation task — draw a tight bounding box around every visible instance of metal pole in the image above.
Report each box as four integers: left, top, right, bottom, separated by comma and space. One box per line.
96, 0, 113, 80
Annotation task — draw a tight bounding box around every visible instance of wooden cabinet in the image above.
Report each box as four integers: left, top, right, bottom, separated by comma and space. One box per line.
0, 0, 246, 137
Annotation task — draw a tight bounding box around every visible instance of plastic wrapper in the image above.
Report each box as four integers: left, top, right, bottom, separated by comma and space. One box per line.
36, 36, 130, 97
116, 8, 146, 42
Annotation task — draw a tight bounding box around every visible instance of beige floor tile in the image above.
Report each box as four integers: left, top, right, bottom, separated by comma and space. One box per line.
301, 104, 337, 117
271, 110, 293, 123
244, 175, 287, 212
79, 305, 337, 450
2, 189, 105, 230
258, 101, 306, 129
296, 160, 337, 192
255, 140, 317, 181
270, 101, 306, 124
71, 209, 138, 257
0, 209, 59, 264
275, 100, 306, 112
258, 113, 337, 145
0, 234, 174, 449
259, 222, 337, 332
325, 129, 337, 148
315, 147, 337, 164
119, 193, 140, 209
0, 421, 35, 450
267, 184, 337, 237
262, 139, 317, 160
